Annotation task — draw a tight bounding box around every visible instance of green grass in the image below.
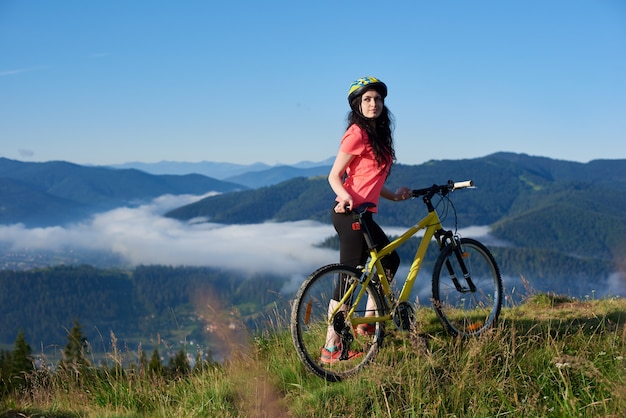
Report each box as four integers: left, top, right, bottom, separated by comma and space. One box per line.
2, 294, 625, 417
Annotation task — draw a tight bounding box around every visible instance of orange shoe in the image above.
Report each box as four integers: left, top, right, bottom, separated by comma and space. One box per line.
356, 323, 376, 336
320, 344, 363, 364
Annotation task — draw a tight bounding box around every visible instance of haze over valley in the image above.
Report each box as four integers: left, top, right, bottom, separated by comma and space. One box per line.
1, 153, 624, 300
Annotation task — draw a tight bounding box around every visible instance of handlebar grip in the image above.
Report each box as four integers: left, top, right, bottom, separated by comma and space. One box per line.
453, 180, 474, 190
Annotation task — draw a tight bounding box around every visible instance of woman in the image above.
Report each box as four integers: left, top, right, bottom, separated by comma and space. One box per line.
322, 76, 411, 364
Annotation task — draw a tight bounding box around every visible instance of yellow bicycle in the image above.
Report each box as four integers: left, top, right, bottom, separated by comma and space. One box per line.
290, 180, 503, 381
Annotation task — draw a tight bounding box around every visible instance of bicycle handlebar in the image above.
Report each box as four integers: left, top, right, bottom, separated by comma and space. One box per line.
453, 180, 474, 190
349, 180, 474, 215
411, 179, 474, 198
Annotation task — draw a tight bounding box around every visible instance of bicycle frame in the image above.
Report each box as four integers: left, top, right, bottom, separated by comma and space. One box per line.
333, 208, 447, 327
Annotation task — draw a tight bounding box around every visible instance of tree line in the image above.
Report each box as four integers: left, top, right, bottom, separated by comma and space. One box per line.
0, 265, 290, 356
0, 319, 218, 399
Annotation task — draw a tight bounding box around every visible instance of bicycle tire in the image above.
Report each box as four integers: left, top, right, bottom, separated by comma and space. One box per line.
290, 264, 385, 382
432, 238, 502, 337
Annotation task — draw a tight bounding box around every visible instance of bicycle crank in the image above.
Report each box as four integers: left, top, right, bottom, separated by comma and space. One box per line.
332, 311, 354, 360
393, 302, 415, 331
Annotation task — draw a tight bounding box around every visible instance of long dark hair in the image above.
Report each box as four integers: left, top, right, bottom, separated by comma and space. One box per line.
348, 92, 396, 167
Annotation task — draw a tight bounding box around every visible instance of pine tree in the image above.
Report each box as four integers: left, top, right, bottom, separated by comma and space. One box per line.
10, 329, 33, 390
169, 348, 190, 378
60, 318, 91, 378
0, 349, 12, 396
192, 352, 204, 374
148, 348, 163, 376
137, 342, 148, 376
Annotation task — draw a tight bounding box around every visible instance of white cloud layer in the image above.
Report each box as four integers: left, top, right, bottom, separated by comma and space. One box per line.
1, 194, 624, 298
0, 194, 338, 277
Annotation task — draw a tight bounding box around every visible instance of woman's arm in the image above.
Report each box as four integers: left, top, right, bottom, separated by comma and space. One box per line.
328, 150, 355, 213
381, 185, 412, 202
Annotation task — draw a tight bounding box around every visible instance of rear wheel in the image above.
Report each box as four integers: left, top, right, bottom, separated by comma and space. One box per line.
432, 238, 502, 337
290, 264, 385, 381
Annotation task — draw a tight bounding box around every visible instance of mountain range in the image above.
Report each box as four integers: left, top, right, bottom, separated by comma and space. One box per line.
111, 157, 335, 187
0, 157, 340, 227
0, 157, 248, 227
1, 153, 626, 284
160, 152, 626, 285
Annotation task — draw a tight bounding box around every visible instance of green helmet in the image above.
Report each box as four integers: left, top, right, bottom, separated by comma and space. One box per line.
347, 76, 387, 103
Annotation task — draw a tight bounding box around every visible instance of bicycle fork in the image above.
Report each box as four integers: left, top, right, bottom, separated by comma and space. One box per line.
441, 234, 477, 293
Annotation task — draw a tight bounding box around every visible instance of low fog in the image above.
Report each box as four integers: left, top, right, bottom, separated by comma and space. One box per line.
1, 193, 624, 298
0, 193, 339, 276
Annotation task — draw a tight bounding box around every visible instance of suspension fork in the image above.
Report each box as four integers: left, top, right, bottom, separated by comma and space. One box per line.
437, 231, 477, 293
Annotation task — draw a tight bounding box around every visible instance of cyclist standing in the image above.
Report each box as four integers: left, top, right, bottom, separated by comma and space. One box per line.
323, 76, 412, 363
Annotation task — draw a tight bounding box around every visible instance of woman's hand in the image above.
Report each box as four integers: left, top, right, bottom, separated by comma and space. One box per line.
387, 186, 411, 201
334, 196, 353, 213
381, 186, 411, 202
394, 186, 412, 201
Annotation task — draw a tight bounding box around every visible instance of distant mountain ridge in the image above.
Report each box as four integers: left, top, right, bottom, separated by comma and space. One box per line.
165, 152, 626, 228
111, 157, 335, 186
0, 157, 247, 227
224, 164, 332, 189
0, 157, 336, 226
110, 160, 272, 179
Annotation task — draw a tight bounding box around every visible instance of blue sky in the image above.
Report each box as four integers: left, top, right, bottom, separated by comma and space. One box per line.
1, 0, 625, 166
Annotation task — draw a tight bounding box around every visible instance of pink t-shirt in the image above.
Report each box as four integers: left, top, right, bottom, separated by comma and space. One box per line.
337, 124, 391, 213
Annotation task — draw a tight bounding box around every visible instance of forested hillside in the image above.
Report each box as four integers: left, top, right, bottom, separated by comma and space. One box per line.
166, 152, 626, 226
0, 265, 289, 358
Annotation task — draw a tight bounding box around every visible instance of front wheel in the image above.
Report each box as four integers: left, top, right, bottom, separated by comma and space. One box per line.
290, 264, 385, 382
432, 238, 503, 337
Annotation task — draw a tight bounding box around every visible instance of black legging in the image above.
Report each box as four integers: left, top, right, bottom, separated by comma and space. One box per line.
331, 205, 400, 300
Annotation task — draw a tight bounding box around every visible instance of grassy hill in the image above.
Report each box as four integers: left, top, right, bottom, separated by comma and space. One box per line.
1, 294, 625, 416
